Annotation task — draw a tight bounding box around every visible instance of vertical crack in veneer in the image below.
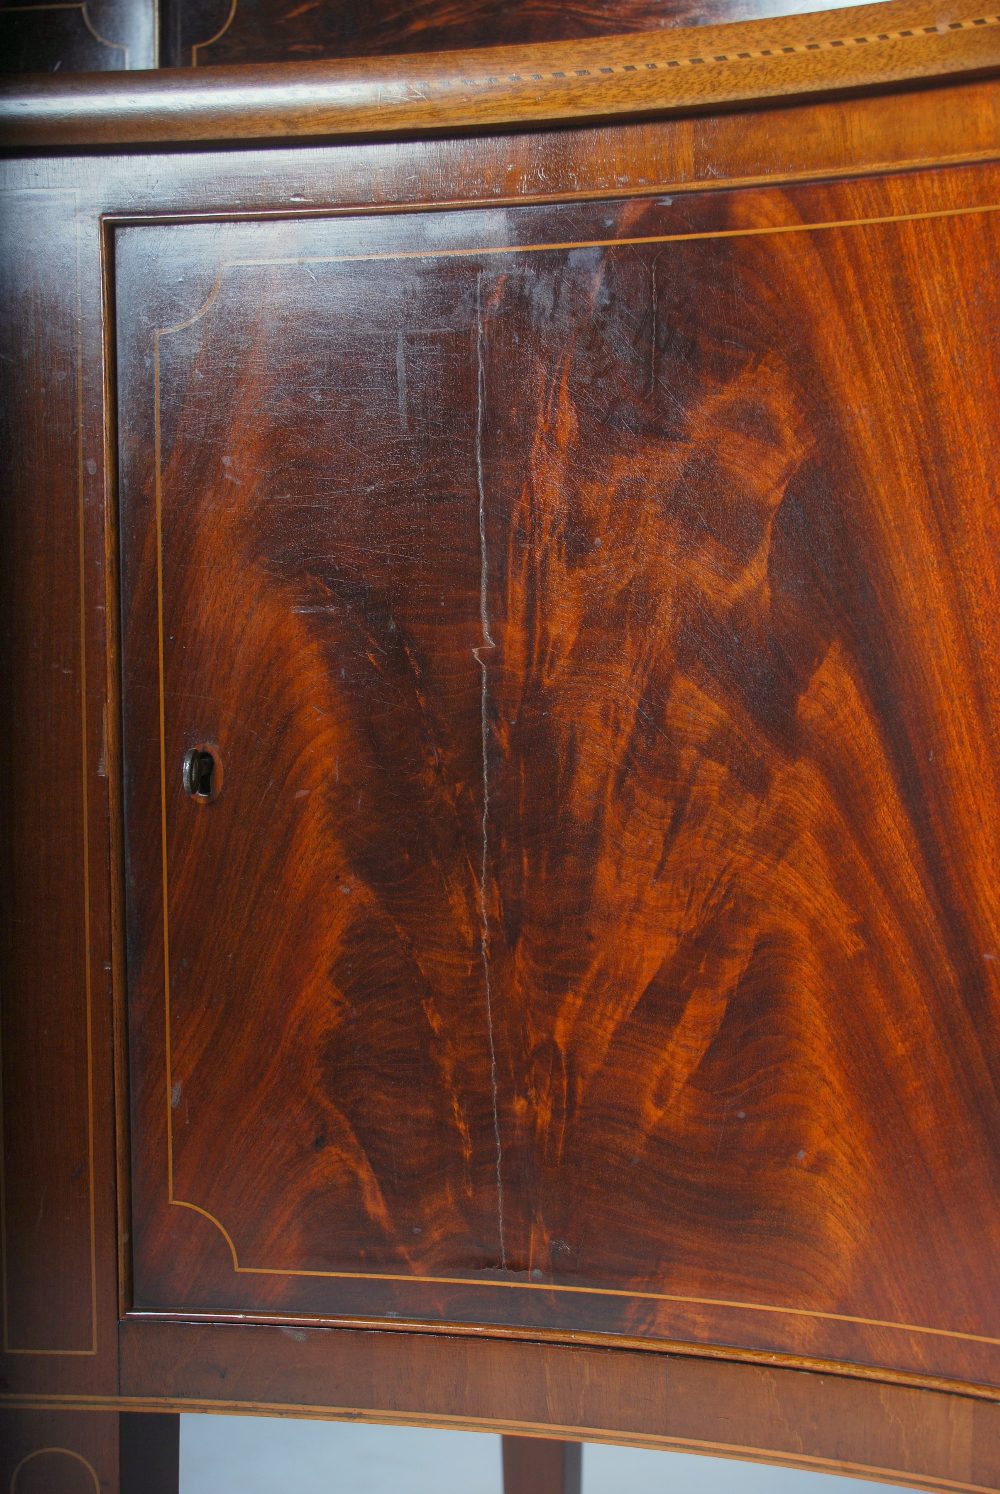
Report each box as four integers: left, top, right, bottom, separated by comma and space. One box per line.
473, 272, 507, 1269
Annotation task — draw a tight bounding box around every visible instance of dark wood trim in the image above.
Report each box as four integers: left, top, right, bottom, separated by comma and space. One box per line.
3, 1396, 997, 1494
502, 1436, 582, 1494
2, 0, 999, 150
117, 1309, 1000, 1401
5, 1319, 998, 1493
0, 173, 121, 1402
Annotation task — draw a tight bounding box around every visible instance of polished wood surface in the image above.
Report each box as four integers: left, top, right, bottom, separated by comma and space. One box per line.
4, 0, 1000, 147
110, 1319, 1000, 1489
1, 42, 998, 1494
20, 1319, 1000, 1489
164, 0, 871, 68
0, 186, 94, 1360
116, 162, 1000, 1393
0, 181, 119, 1402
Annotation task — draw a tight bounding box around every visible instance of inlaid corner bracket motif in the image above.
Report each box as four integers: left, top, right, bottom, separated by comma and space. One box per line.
0, 2, 129, 63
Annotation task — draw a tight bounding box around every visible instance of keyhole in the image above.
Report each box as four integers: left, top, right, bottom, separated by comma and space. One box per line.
182, 745, 221, 801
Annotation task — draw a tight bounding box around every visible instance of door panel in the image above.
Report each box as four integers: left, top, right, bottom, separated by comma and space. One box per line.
116, 166, 1000, 1388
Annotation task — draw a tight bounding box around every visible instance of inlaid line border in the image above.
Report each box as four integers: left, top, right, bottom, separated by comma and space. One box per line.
7, 1447, 101, 1494
191, 0, 236, 65
420, 13, 1000, 87
147, 193, 1000, 1352
0, 2, 129, 65
189, 3, 1000, 78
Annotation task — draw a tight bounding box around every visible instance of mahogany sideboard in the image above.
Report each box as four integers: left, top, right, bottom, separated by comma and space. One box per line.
2, 3, 1000, 1489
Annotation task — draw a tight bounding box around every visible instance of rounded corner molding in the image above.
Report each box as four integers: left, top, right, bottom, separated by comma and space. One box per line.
1, 0, 999, 149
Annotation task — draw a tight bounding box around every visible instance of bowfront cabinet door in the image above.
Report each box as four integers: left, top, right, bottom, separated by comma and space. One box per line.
116, 163, 1000, 1393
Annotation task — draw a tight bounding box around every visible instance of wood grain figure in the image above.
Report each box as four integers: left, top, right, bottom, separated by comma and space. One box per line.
166, 0, 874, 68
115, 166, 1000, 1392
1, 16, 999, 1490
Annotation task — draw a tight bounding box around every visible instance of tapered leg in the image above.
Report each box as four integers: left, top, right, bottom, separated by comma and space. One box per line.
502, 1436, 583, 1494
120, 1411, 180, 1494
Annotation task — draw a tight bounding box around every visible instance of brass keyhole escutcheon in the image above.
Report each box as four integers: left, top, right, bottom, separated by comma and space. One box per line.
182, 744, 222, 802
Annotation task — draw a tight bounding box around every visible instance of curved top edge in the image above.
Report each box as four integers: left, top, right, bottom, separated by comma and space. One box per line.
1, 0, 998, 150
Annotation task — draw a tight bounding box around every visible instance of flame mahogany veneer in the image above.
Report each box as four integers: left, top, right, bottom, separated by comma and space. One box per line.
1, 12, 999, 1492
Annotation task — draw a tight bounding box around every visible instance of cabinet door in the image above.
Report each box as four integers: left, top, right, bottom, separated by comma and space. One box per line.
116, 167, 1000, 1391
